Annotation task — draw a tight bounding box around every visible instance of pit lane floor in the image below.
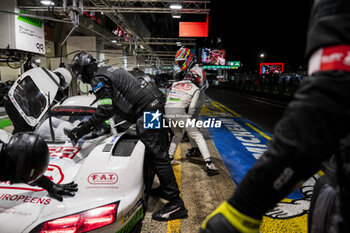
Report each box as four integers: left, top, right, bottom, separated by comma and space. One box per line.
142, 89, 312, 233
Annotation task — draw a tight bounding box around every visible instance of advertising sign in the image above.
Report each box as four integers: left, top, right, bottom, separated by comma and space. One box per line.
15, 12, 45, 54
260, 63, 284, 74
201, 48, 226, 65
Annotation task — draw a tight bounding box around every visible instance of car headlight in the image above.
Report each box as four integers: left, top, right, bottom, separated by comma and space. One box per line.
38, 202, 119, 233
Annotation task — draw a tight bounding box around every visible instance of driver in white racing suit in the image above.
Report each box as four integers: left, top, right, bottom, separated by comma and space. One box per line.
165, 48, 219, 176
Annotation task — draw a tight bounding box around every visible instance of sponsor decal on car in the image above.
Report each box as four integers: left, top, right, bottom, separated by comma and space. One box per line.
88, 172, 118, 185
49, 146, 81, 160
0, 193, 51, 205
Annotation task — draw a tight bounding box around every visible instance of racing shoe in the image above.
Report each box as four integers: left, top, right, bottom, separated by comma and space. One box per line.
152, 198, 188, 221
205, 161, 219, 176
186, 147, 201, 158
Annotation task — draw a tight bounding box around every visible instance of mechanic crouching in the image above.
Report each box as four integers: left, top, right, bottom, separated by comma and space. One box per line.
0, 132, 78, 201
67, 51, 188, 221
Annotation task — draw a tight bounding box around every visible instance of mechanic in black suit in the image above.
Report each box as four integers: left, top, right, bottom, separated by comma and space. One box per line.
66, 52, 188, 221
201, 0, 350, 232
0, 132, 78, 201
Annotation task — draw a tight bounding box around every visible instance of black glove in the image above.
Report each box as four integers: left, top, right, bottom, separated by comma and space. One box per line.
65, 122, 93, 145
200, 202, 261, 233
47, 181, 78, 202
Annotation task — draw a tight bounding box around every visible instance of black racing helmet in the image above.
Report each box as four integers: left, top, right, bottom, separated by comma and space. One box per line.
71, 51, 98, 84
4, 133, 49, 184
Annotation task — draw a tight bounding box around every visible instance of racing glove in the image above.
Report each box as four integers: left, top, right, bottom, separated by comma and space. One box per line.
200, 201, 261, 233
32, 176, 78, 202
47, 181, 78, 202
65, 121, 94, 145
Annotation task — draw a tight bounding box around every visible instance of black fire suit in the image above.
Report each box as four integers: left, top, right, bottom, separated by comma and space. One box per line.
202, 0, 350, 232
75, 67, 180, 201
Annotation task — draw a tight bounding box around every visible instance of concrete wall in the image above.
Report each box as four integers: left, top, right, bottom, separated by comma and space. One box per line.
66, 36, 97, 61
0, 66, 20, 82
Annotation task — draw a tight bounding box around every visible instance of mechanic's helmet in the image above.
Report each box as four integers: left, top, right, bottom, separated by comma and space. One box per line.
71, 51, 98, 84
3, 133, 49, 184
137, 75, 152, 88
175, 47, 193, 71
53, 68, 72, 89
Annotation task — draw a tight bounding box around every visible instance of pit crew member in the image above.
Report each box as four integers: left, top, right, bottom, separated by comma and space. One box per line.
201, 0, 350, 232
165, 48, 219, 175
67, 52, 188, 221
0, 132, 78, 201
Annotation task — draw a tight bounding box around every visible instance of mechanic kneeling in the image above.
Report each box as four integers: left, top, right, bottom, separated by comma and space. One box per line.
67, 51, 188, 221
0, 132, 78, 201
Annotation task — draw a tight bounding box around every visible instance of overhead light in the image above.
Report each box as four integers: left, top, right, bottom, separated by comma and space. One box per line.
40, 0, 54, 5
172, 14, 181, 19
111, 40, 117, 43
170, 4, 182, 10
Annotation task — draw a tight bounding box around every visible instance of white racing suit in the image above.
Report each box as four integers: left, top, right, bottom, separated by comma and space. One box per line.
189, 79, 209, 148
165, 80, 211, 162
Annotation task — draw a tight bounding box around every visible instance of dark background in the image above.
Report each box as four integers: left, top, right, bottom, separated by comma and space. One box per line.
204, 1, 312, 71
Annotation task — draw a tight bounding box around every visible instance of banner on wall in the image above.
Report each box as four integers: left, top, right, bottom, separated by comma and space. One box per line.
15, 11, 45, 54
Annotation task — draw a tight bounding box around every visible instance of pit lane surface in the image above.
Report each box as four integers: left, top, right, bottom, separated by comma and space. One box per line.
142, 88, 312, 233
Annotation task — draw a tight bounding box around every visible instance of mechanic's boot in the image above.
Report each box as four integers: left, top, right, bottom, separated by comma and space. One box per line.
186, 147, 201, 158
150, 186, 167, 200
152, 198, 188, 221
206, 161, 219, 176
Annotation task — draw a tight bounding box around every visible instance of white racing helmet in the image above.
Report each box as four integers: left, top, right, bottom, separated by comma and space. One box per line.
53, 68, 72, 89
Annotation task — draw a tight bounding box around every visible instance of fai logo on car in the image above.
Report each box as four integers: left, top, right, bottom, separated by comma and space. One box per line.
143, 110, 162, 129
88, 172, 118, 185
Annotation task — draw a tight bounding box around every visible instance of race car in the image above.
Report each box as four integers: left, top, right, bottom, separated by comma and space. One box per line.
0, 93, 153, 233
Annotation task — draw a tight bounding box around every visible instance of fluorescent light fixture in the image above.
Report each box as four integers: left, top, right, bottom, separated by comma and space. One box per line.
170, 4, 182, 10
111, 40, 117, 43
40, 0, 54, 5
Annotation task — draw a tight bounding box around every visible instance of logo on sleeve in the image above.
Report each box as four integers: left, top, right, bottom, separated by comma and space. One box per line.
93, 81, 104, 93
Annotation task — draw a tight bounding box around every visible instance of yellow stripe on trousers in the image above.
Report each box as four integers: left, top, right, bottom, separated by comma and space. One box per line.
167, 147, 182, 233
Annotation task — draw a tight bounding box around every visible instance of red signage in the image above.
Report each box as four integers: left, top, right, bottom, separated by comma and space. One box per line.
179, 15, 209, 37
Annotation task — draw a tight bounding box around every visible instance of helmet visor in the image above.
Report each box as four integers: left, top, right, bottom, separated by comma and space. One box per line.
70, 63, 80, 77
176, 60, 186, 70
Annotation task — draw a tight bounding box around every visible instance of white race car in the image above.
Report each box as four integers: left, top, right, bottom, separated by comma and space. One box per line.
0, 70, 153, 233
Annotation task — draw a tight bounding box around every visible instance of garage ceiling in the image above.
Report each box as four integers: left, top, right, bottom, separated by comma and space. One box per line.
17, 0, 211, 67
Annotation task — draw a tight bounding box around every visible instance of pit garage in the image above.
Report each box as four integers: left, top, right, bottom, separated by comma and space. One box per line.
0, 1, 314, 233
